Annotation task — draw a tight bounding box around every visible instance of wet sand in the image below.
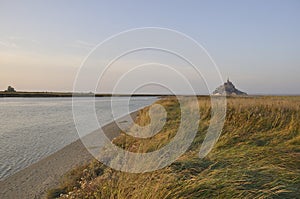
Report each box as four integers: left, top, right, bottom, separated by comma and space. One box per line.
0, 112, 138, 199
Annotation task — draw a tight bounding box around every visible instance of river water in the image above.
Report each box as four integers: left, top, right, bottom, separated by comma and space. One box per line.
0, 97, 156, 180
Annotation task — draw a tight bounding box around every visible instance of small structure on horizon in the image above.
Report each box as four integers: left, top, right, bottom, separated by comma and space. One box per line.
5, 86, 16, 92
213, 78, 247, 96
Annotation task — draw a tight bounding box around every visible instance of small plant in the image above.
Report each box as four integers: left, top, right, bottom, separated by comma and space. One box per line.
47, 188, 66, 199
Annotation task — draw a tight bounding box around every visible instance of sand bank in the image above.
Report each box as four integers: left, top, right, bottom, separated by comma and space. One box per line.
0, 112, 138, 199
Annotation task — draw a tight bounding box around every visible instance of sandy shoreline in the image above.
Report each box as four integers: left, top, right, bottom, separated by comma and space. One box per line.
0, 111, 138, 199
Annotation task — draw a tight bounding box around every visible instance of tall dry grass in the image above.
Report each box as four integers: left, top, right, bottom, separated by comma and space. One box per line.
48, 96, 300, 199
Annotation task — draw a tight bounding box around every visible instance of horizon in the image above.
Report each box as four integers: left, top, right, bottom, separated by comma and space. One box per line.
1, 87, 300, 96
1, 77, 299, 96
1, 1, 300, 95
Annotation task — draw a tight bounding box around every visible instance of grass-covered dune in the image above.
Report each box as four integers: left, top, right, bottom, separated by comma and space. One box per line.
48, 96, 300, 199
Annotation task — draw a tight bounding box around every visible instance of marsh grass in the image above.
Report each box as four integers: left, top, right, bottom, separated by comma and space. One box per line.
48, 96, 300, 199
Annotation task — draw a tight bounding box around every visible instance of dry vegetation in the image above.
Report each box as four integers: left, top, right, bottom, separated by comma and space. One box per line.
48, 96, 300, 199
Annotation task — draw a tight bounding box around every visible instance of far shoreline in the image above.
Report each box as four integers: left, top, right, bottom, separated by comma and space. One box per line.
1, 91, 299, 98
0, 91, 171, 98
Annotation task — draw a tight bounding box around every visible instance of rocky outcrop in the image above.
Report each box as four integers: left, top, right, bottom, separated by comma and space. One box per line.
5, 86, 16, 92
213, 79, 247, 96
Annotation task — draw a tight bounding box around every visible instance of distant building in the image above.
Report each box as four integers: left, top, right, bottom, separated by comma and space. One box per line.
213, 78, 247, 96
5, 86, 16, 92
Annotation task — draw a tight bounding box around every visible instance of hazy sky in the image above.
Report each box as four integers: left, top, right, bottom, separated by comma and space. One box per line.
0, 0, 299, 94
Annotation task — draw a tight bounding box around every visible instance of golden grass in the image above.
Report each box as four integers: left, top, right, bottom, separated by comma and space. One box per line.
48, 96, 300, 199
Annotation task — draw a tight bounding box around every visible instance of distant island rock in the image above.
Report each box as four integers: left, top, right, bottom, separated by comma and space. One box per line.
5, 86, 16, 92
213, 79, 247, 96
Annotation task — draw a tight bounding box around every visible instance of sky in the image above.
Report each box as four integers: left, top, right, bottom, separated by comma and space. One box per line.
0, 0, 299, 94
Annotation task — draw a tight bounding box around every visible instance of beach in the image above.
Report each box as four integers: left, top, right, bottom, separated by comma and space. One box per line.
0, 111, 138, 198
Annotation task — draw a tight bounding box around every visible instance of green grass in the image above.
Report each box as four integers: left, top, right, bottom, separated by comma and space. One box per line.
48, 96, 300, 199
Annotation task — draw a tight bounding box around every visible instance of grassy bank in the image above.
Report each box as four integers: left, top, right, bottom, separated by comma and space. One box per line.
48, 96, 300, 199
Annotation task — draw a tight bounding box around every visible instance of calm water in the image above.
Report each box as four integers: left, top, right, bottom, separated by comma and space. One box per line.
0, 97, 156, 180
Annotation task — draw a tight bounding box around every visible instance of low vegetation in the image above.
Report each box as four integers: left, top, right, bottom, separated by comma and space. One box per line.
48, 96, 300, 199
